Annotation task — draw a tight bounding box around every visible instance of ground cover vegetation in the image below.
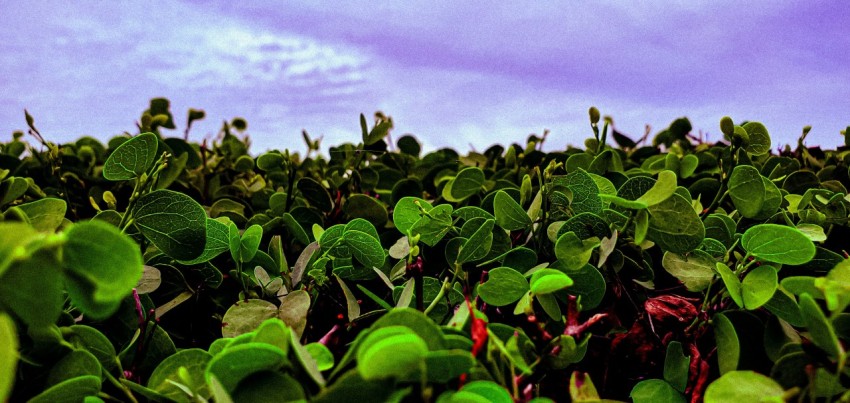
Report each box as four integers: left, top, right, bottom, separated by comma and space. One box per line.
2, 98, 850, 402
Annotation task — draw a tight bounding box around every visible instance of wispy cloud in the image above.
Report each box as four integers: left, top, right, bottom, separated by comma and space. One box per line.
1, 1, 848, 153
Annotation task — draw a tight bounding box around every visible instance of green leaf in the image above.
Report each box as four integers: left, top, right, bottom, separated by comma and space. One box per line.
205, 343, 289, 393
63, 220, 143, 319
305, 343, 335, 371
0, 313, 18, 402
530, 268, 573, 294
231, 371, 305, 403
0, 246, 64, 327
178, 218, 231, 265
147, 348, 212, 401
646, 193, 705, 253
796, 223, 827, 242
64, 325, 119, 372
15, 198, 67, 232
425, 350, 475, 383
663, 341, 689, 393
715, 262, 743, 308
278, 290, 311, 337
634, 208, 649, 244
239, 224, 263, 263
252, 319, 291, 355
763, 290, 804, 327
343, 194, 387, 227
494, 190, 531, 231
741, 265, 778, 310
371, 308, 446, 350
630, 379, 686, 403
103, 132, 159, 180
478, 267, 529, 306
555, 263, 606, 310
443, 167, 484, 202
713, 313, 739, 375
704, 371, 784, 402
741, 224, 816, 265
636, 170, 677, 206
46, 349, 101, 388
457, 219, 494, 264
28, 375, 101, 403
357, 327, 428, 380
554, 231, 600, 270
458, 381, 512, 403
728, 165, 782, 219
221, 299, 279, 338
742, 122, 771, 156
0, 177, 28, 207
558, 168, 602, 214
343, 230, 385, 269
132, 189, 207, 261
661, 250, 715, 292
545, 335, 589, 368
799, 293, 843, 358
336, 276, 361, 322
410, 204, 454, 246
297, 177, 333, 212
393, 197, 432, 235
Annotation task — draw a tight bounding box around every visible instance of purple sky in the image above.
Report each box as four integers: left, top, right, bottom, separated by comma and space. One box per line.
2, 1, 848, 154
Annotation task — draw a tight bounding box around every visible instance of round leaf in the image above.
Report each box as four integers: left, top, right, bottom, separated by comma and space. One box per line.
442, 167, 484, 202
742, 122, 771, 156
343, 194, 387, 227
478, 267, 529, 306
63, 220, 143, 318
713, 313, 739, 375
205, 343, 288, 392
305, 343, 335, 371
132, 189, 207, 261
148, 349, 212, 400
221, 299, 279, 338
661, 251, 715, 292
103, 132, 159, 180
704, 371, 784, 402
636, 170, 677, 206
239, 224, 263, 263
343, 230, 386, 269
728, 165, 782, 219
530, 268, 573, 295
741, 265, 778, 310
742, 224, 816, 265
494, 190, 531, 231
15, 198, 67, 232
630, 379, 686, 403
357, 332, 428, 380
646, 193, 704, 253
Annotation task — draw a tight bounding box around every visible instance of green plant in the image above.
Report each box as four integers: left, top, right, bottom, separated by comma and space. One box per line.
2, 100, 850, 402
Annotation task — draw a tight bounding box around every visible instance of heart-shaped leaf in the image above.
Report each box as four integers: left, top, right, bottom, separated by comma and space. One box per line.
661, 251, 715, 292
704, 371, 784, 402
530, 268, 573, 295
457, 219, 494, 264
742, 224, 816, 265
494, 190, 531, 231
14, 198, 66, 232
103, 132, 159, 180
728, 165, 782, 219
132, 189, 206, 261
147, 348, 212, 401
478, 267, 529, 306
442, 167, 484, 202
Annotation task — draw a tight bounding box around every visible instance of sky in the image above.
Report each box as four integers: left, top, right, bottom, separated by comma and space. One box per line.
1, 1, 848, 154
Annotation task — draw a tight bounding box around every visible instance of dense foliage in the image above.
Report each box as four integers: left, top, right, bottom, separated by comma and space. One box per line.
2, 99, 850, 402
